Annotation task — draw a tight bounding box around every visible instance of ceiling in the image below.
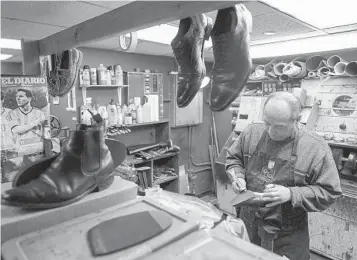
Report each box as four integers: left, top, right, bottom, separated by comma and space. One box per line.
1, 1, 356, 63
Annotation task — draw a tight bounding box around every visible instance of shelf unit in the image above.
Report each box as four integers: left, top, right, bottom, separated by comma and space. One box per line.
80, 84, 129, 106
124, 151, 180, 193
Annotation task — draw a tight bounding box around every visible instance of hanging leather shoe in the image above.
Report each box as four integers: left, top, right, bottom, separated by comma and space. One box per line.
1, 124, 115, 209
47, 48, 83, 97
171, 14, 212, 108
210, 4, 252, 111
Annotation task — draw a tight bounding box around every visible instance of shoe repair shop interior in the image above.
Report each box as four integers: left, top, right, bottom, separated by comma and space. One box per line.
1, 1, 357, 260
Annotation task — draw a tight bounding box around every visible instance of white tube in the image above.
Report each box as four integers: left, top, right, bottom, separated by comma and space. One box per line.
306, 56, 326, 72
334, 62, 348, 75
274, 62, 287, 76
327, 55, 345, 68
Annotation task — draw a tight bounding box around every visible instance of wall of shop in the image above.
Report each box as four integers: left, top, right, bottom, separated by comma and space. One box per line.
46, 47, 232, 195
1, 62, 22, 75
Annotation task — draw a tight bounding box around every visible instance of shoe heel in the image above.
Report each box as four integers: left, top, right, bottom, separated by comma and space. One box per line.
204, 16, 213, 40
96, 175, 114, 192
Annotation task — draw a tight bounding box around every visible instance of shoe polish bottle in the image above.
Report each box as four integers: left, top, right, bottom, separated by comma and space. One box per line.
107, 99, 118, 126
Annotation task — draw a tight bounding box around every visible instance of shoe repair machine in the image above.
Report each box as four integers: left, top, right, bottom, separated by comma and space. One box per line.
216, 77, 357, 260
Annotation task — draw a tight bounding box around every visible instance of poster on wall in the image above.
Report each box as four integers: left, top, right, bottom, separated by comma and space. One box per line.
1, 75, 50, 183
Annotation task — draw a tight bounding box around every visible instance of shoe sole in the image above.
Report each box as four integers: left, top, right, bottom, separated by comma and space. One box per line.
2, 174, 114, 209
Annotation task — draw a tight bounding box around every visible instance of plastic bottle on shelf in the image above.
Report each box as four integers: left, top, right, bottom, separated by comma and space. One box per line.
142, 98, 152, 122
98, 106, 108, 127
114, 64, 124, 85
122, 104, 128, 119
79, 68, 84, 85
136, 104, 143, 123
97, 64, 107, 85
83, 65, 91, 85
106, 66, 113, 85
90, 68, 97, 85
117, 104, 123, 125
107, 99, 118, 126
81, 97, 93, 125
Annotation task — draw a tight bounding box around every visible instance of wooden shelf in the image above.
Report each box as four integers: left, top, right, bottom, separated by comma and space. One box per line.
124, 152, 179, 165
153, 175, 178, 185
80, 84, 129, 88
125, 120, 169, 128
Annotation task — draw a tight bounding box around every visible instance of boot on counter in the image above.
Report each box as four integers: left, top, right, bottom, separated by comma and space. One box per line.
210, 4, 252, 111
1, 124, 122, 209
171, 13, 213, 108
47, 48, 83, 97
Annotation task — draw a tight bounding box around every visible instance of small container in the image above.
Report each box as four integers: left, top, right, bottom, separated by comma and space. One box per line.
97, 64, 107, 85
114, 64, 124, 85
83, 65, 91, 85
90, 68, 97, 85
136, 105, 143, 123
79, 69, 84, 85
108, 66, 115, 85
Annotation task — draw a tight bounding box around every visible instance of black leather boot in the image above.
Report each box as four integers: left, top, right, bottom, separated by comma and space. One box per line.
1, 124, 116, 209
210, 4, 252, 111
171, 14, 213, 108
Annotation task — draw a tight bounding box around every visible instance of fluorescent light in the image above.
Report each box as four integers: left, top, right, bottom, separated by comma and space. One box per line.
137, 24, 178, 45
263, 31, 276, 36
250, 31, 357, 59
261, 0, 357, 29
0, 38, 21, 50
136, 24, 213, 48
0, 54, 13, 60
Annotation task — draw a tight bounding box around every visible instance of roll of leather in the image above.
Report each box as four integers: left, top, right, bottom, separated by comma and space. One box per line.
346, 61, 357, 76
334, 61, 348, 75
308, 71, 317, 78
283, 63, 302, 77
317, 66, 331, 78
306, 55, 326, 72
273, 62, 287, 76
327, 55, 346, 69
279, 74, 289, 82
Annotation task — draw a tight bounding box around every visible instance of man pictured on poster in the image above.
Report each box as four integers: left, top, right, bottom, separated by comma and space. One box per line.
7, 88, 45, 153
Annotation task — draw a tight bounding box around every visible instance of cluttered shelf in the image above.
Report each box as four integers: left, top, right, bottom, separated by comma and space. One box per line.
124, 152, 179, 165
126, 120, 169, 128
153, 175, 178, 185
80, 84, 129, 88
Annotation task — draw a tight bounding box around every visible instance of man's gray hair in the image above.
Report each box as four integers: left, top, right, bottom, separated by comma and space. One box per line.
264, 91, 302, 120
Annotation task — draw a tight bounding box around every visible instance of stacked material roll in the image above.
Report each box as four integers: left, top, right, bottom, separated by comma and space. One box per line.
251, 54, 357, 82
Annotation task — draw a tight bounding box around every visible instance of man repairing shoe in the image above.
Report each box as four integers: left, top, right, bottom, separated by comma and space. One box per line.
225, 92, 342, 260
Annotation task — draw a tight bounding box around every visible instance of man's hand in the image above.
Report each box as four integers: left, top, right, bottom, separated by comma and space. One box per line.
253, 184, 292, 207
232, 178, 247, 194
